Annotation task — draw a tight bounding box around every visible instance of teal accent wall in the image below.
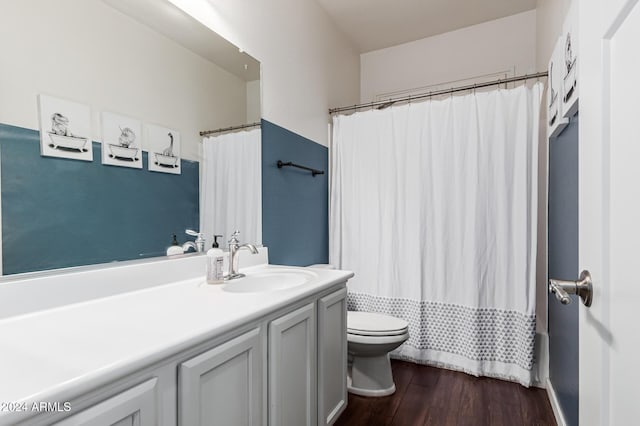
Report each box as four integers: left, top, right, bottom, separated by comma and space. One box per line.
0, 123, 199, 275
261, 120, 328, 266
548, 116, 579, 426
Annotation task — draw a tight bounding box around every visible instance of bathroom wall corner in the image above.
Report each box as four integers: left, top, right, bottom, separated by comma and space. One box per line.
536, 82, 550, 335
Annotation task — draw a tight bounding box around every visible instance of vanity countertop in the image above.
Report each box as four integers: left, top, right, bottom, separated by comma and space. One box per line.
0, 263, 353, 422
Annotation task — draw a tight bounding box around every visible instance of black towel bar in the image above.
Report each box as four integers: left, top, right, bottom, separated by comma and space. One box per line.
277, 160, 324, 177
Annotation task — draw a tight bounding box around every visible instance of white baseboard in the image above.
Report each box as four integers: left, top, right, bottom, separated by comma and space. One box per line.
532, 332, 549, 388
546, 379, 567, 426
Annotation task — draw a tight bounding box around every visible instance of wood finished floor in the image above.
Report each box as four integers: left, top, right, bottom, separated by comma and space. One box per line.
335, 360, 556, 426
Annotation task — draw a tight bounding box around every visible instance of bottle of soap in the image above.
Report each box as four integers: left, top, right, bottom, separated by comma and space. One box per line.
166, 234, 183, 256
206, 236, 224, 284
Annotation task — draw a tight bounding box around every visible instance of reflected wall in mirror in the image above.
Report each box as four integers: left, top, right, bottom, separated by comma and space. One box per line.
0, 0, 261, 275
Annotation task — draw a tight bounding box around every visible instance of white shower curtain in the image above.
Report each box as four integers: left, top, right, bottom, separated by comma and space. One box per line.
200, 128, 262, 248
330, 84, 542, 386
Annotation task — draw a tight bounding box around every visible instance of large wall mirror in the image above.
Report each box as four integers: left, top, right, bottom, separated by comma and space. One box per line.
0, 0, 261, 275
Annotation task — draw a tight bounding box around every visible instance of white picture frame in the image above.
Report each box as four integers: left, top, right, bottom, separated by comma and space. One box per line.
38, 94, 92, 161
146, 123, 181, 175
101, 112, 143, 169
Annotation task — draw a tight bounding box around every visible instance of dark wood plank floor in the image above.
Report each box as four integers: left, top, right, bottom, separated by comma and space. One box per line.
335, 360, 556, 426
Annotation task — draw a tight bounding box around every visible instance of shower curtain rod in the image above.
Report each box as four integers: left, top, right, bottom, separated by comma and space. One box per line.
328, 71, 548, 115
200, 121, 261, 137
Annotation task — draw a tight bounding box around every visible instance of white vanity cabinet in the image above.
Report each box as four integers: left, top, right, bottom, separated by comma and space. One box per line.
317, 288, 348, 425
176, 289, 347, 426
53, 378, 158, 426
179, 327, 264, 426
267, 287, 348, 426
269, 303, 317, 426
3, 277, 351, 426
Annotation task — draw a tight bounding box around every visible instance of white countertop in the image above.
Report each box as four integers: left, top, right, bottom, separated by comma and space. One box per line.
0, 263, 352, 422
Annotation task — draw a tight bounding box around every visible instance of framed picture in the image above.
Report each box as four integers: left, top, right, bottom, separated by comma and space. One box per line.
101, 112, 142, 169
146, 123, 181, 175
547, 37, 569, 139
38, 94, 92, 161
561, 0, 579, 118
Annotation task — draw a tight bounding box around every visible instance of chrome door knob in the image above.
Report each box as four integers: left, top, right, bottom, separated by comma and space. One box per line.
549, 270, 593, 307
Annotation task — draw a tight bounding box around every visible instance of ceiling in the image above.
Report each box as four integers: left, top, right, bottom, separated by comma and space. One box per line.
103, 0, 260, 81
316, 0, 537, 53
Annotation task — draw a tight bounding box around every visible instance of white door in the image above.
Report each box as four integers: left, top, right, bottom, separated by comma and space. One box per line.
579, 1, 640, 424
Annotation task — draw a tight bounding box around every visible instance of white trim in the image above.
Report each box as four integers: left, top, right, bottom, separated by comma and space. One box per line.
546, 378, 568, 426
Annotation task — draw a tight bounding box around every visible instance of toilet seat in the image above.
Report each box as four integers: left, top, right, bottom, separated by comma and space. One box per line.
348, 328, 408, 337
347, 330, 409, 345
347, 312, 409, 336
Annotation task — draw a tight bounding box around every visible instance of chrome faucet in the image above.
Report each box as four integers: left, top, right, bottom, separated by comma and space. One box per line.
182, 229, 206, 253
226, 230, 258, 280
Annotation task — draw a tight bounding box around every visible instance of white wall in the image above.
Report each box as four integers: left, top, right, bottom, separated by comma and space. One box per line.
532, 0, 572, 388
360, 10, 537, 103
536, 0, 573, 72
0, 0, 249, 161
246, 80, 261, 124
534, 0, 573, 333
167, 0, 361, 147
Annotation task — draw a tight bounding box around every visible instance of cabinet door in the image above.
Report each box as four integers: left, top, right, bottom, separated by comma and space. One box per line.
269, 303, 316, 426
54, 378, 157, 426
317, 288, 348, 425
179, 327, 263, 426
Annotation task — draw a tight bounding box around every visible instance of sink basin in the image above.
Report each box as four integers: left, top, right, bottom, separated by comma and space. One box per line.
222, 269, 317, 293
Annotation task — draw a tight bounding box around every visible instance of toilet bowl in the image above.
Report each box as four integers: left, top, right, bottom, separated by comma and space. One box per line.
307, 264, 409, 397
347, 311, 409, 397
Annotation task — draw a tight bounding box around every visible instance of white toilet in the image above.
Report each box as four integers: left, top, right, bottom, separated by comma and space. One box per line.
308, 264, 410, 397
346, 311, 409, 396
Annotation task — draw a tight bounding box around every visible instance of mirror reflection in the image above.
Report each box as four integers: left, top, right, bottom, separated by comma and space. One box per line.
0, 0, 261, 275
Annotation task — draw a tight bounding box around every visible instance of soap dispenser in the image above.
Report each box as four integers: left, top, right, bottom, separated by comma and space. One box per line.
206, 235, 224, 284
166, 234, 183, 256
